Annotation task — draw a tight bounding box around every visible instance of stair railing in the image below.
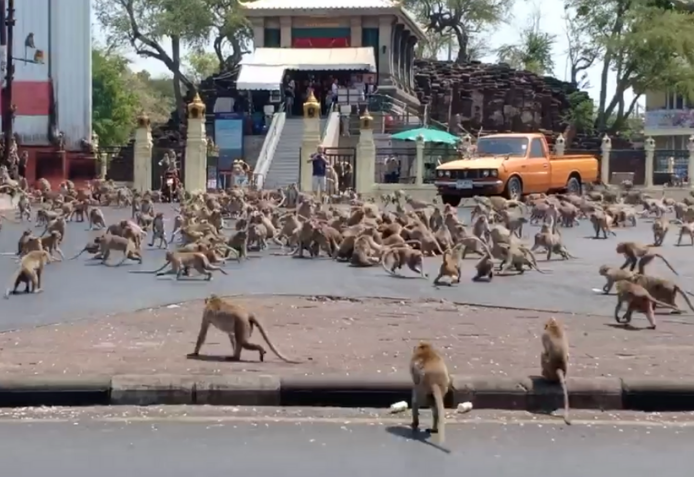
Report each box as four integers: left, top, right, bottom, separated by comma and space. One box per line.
253, 111, 286, 190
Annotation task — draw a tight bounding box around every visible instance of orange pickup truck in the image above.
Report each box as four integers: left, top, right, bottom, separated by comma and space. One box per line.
434, 133, 599, 206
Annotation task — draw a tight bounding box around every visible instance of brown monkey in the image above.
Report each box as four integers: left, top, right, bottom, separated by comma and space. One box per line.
96, 235, 143, 266
616, 242, 679, 275
136, 251, 227, 280
69, 239, 102, 260
590, 211, 616, 239
651, 217, 669, 246
227, 229, 248, 260
41, 216, 65, 239
540, 317, 571, 425
16, 229, 33, 256
598, 265, 635, 294
88, 208, 106, 230
187, 294, 300, 363
5, 250, 52, 298
614, 280, 679, 329
40, 230, 65, 261
410, 341, 452, 444
148, 212, 168, 248
676, 220, 694, 246
472, 253, 495, 282
433, 242, 464, 286
631, 274, 694, 314
381, 246, 427, 278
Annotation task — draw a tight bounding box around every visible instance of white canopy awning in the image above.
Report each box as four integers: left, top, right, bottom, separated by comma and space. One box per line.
241, 47, 376, 73
236, 65, 286, 91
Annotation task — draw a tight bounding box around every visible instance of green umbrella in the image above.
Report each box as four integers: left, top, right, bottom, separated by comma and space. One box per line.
391, 127, 459, 145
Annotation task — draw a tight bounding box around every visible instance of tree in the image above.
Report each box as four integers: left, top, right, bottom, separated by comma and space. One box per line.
404, 0, 514, 63
206, 0, 253, 72
92, 48, 140, 147
562, 8, 598, 88
566, 0, 694, 132
496, 8, 556, 75
95, 0, 215, 122
184, 50, 220, 83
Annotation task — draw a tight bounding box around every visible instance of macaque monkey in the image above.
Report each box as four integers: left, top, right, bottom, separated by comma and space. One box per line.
540, 317, 571, 425
88, 208, 106, 230
69, 238, 102, 260
410, 341, 452, 444
590, 211, 616, 239
135, 251, 227, 280
472, 253, 495, 282
616, 242, 679, 275
96, 235, 143, 266
187, 294, 300, 363
598, 264, 634, 294
41, 216, 65, 239
149, 212, 168, 248
651, 218, 669, 246
631, 274, 694, 314
433, 242, 464, 286
40, 230, 65, 261
5, 250, 51, 298
614, 280, 679, 329
381, 246, 427, 278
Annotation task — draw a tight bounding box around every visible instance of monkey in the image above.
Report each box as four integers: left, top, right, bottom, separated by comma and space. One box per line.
136, 251, 227, 280
187, 294, 300, 363
69, 239, 102, 260
410, 341, 452, 444
598, 264, 635, 294
15, 229, 33, 256
675, 220, 694, 246
433, 242, 464, 286
590, 211, 616, 239
148, 212, 168, 248
614, 280, 679, 329
651, 217, 669, 246
227, 229, 248, 260
381, 246, 427, 278
472, 252, 495, 282
631, 274, 694, 314
540, 317, 571, 426
40, 230, 65, 261
499, 245, 546, 274
532, 224, 574, 261
96, 235, 143, 266
88, 208, 106, 230
5, 250, 52, 298
41, 216, 66, 240
136, 211, 155, 231
616, 242, 679, 276
35, 208, 59, 227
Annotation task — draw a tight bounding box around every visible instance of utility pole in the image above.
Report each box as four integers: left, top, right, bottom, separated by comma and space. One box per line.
1, 0, 13, 166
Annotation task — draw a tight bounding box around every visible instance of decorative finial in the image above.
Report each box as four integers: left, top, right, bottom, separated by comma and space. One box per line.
136, 111, 150, 129
187, 93, 206, 119
555, 133, 565, 145
303, 89, 320, 119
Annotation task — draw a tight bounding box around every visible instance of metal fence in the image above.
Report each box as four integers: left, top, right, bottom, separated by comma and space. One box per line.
609, 149, 645, 185
375, 147, 416, 184
654, 149, 689, 185
102, 145, 134, 183
299, 147, 356, 194
152, 146, 186, 190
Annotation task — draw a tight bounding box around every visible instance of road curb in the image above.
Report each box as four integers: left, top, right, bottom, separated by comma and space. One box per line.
0, 374, 693, 411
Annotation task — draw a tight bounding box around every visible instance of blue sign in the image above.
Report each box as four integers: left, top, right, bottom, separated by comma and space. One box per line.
214, 118, 244, 170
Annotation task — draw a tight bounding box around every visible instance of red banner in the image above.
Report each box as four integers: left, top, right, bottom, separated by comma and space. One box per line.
292, 37, 350, 48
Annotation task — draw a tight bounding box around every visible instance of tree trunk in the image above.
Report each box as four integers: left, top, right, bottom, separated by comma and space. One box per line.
453, 27, 468, 64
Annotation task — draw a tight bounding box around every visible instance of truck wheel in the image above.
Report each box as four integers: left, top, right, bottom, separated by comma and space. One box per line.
504, 176, 522, 201
441, 195, 461, 207
566, 175, 582, 195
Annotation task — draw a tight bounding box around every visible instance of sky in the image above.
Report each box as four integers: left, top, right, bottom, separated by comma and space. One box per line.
91, 0, 636, 108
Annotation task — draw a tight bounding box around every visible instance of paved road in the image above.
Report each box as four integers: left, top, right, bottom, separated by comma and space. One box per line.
1, 406, 693, 477
0, 205, 688, 330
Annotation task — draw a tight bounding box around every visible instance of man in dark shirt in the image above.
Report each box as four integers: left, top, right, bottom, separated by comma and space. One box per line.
307, 146, 328, 200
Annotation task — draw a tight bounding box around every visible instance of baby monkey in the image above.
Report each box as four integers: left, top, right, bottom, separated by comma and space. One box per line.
541, 317, 571, 425
410, 341, 452, 444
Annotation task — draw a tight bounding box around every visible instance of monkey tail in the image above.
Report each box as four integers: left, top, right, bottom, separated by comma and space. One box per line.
430, 384, 446, 443
250, 316, 301, 364
4, 269, 21, 299
129, 261, 171, 274
655, 254, 679, 276
557, 369, 571, 425
68, 248, 89, 260
675, 286, 694, 312
380, 249, 395, 275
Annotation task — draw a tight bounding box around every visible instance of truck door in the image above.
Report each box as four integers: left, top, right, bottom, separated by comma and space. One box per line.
525, 138, 550, 192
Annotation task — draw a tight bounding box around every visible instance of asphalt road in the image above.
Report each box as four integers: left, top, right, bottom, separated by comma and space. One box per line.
0, 205, 688, 330
1, 406, 693, 477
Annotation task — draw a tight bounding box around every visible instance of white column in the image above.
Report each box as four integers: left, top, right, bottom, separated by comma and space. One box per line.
600, 134, 611, 184
184, 94, 208, 193
644, 137, 655, 188
554, 133, 565, 156
688, 135, 694, 188
350, 17, 362, 47
280, 16, 292, 47
301, 92, 321, 191
415, 134, 424, 185
356, 109, 375, 194
378, 17, 393, 86
133, 113, 153, 191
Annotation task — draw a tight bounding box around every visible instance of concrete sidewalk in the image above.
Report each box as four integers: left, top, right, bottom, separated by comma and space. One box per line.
0, 296, 692, 410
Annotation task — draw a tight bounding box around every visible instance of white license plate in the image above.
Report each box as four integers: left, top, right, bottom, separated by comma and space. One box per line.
166, 179, 173, 186
456, 180, 473, 189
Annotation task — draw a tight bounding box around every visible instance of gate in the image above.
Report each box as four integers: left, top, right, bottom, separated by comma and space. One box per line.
654, 149, 689, 183
323, 147, 356, 195
102, 145, 134, 183
152, 146, 186, 190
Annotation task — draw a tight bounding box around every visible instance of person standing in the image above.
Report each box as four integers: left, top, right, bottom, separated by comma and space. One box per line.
307, 146, 328, 201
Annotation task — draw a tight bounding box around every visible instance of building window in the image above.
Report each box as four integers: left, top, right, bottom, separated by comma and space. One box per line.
666, 90, 691, 110
264, 28, 281, 47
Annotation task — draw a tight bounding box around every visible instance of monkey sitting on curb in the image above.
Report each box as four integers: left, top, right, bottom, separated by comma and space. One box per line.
540, 317, 571, 425
187, 294, 300, 363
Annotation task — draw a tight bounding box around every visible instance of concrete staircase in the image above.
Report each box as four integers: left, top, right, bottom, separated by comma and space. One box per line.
263, 117, 326, 189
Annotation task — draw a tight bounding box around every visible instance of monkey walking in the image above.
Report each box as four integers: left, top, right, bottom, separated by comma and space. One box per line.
188, 294, 300, 363
472, 253, 494, 282
616, 242, 679, 276
614, 280, 679, 329
131, 251, 227, 280
410, 341, 452, 444
597, 265, 634, 294
540, 318, 571, 425
148, 212, 168, 248
381, 246, 427, 278
5, 250, 52, 298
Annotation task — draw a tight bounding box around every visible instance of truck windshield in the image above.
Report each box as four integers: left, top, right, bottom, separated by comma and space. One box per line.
476, 137, 528, 156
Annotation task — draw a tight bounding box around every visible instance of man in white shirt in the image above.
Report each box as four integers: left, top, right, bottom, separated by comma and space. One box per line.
331, 79, 339, 111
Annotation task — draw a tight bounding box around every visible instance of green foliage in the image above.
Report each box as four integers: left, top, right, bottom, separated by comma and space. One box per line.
92, 48, 139, 147
184, 50, 220, 84
497, 9, 556, 75
562, 91, 595, 134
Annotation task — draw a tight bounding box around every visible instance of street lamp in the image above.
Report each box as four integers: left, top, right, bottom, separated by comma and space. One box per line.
1, 0, 45, 165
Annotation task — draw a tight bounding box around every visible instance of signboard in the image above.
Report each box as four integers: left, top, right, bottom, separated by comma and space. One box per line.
645, 109, 694, 130
214, 113, 244, 170
207, 166, 218, 190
